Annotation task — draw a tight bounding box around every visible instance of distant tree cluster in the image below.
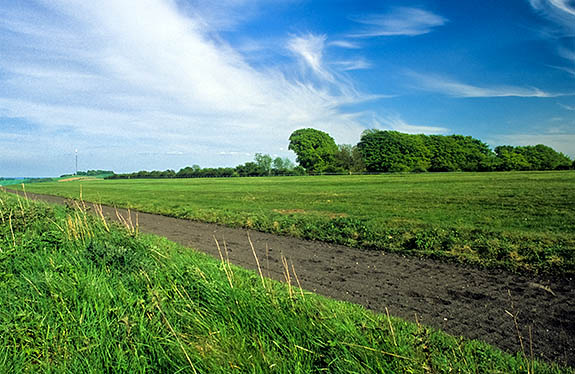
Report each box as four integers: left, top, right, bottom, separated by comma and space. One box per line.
357, 131, 494, 172
106, 154, 304, 180
105, 128, 573, 180
61, 170, 114, 177
287, 128, 573, 174
493, 144, 572, 171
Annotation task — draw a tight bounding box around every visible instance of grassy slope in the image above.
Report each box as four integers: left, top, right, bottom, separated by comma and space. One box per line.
0, 192, 571, 373
16, 171, 575, 274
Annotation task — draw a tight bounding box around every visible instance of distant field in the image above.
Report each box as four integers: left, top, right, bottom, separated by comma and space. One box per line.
16, 171, 575, 274
0, 174, 111, 186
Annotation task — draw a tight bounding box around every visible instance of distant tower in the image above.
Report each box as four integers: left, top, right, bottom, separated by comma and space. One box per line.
75, 149, 78, 175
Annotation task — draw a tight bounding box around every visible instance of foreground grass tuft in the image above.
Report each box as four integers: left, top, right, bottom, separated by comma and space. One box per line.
0, 192, 571, 372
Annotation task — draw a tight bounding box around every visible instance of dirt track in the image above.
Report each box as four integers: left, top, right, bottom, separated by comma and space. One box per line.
11, 190, 575, 367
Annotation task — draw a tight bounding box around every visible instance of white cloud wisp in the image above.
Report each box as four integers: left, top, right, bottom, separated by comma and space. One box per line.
349, 7, 447, 37
529, 0, 575, 32
371, 114, 448, 135
287, 33, 334, 81
411, 73, 568, 98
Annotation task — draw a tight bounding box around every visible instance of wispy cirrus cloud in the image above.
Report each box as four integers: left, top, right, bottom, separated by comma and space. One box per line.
529, 0, 575, 78
289, 36, 372, 73
410, 72, 568, 98
349, 7, 447, 37
0, 0, 377, 174
371, 113, 448, 134
328, 40, 361, 49
287, 33, 333, 81
559, 47, 575, 61
332, 58, 371, 71
549, 64, 575, 77
286, 34, 384, 94
553, 48, 575, 77
529, 0, 575, 33
559, 103, 575, 110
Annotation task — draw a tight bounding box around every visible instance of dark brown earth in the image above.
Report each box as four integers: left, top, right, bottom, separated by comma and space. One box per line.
11, 190, 575, 367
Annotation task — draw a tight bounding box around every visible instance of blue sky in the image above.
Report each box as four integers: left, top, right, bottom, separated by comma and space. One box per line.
1, 0, 574, 176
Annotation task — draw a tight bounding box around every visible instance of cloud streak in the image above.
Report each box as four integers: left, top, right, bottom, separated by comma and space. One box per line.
529, 0, 575, 31
371, 114, 448, 135
529, 0, 575, 78
411, 73, 568, 98
332, 58, 372, 71
349, 7, 447, 37
328, 40, 361, 49
553, 48, 575, 77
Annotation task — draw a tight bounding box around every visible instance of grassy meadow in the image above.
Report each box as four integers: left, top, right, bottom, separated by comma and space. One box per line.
0, 191, 571, 373
14, 171, 575, 275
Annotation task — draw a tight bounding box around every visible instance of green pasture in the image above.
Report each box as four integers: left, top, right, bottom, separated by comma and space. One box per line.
0, 192, 570, 372
15, 171, 575, 274
0, 174, 111, 187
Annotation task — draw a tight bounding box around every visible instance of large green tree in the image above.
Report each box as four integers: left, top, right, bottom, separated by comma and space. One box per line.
357, 130, 431, 172
288, 128, 338, 173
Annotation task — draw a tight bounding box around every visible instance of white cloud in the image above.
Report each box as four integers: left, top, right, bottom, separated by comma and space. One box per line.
286, 35, 377, 97
559, 48, 575, 61
529, 1, 575, 78
549, 0, 575, 15
371, 114, 448, 134
285, 34, 385, 98
559, 103, 575, 110
328, 40, 361, 49
287, 33, 333, 81
180, 0, 299, 31
529, 0, 575, 26
410, 73, 568, 98
349, 7, 447, 37
332, 59, 372, 71
552, 48, 575, 77
528, 0, 575, 41
0, 0, 376, 174
218, 151, 252, 156
548, 64, 575, 77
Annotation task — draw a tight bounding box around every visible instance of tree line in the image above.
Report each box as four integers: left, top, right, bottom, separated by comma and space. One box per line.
106, 154, 304, 179
288, 128, 574, 174
105, 128, 573, 180
61, 170, 114, 177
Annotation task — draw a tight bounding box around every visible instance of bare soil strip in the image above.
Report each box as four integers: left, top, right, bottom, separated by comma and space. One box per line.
12, 190, 575, 366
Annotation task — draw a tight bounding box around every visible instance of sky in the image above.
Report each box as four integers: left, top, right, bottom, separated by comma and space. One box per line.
0, 0, 574, 177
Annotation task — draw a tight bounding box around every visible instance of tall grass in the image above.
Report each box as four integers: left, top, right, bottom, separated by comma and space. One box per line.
0, 191, 571, 372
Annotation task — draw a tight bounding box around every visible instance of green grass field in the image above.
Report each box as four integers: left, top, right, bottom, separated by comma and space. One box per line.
0, 174, 112, 187
0, 191, 570, 373
15, 171, 575, 274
